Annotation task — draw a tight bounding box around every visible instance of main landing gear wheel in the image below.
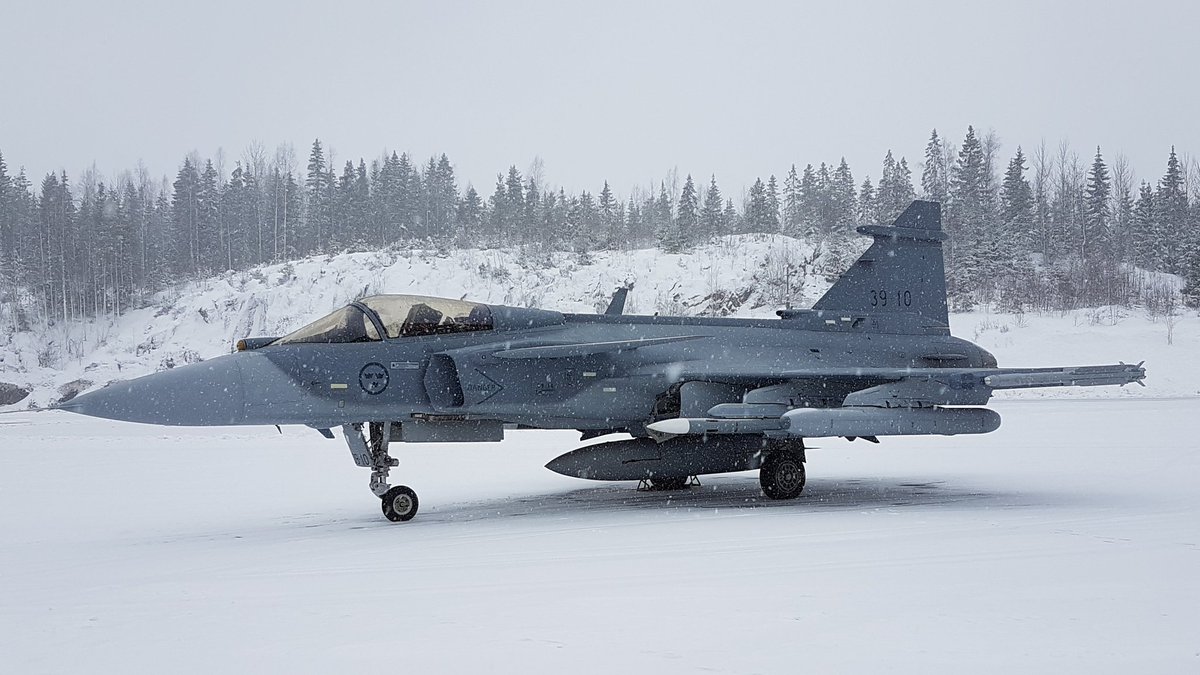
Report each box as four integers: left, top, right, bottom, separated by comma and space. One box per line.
381, 485, 419, 522
760, 443, 806, 500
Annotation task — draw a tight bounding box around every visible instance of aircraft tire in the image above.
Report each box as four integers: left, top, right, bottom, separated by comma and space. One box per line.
760, 449, 806, 500
381, 485, 420, 522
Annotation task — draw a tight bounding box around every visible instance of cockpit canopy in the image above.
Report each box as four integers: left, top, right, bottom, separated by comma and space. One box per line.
358, 295, 492, 338
271, 294, 494, 345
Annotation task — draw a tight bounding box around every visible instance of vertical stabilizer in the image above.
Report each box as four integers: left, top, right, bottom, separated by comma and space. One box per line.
604, 285, 631, 315
812, 200, 948, 326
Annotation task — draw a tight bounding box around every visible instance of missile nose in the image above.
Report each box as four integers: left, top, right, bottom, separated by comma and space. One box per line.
58, 355, 246, 426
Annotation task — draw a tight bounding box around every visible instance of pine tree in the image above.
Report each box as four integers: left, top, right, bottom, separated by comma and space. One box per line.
39, 172, 76, 320
501, 166, 523, 243
947, 126, 989, 295
115, 179, 142, 311
1083, 146, 1111, 264
722, 199, 739, 234
655, 181, 684, 252
877, 151, 914, 222
0, 150, 12, 280
894, 158, 915, 211
487, 174, 507, 245
765, 175, 780, 232
1156, 146, 1187, 273
372, 152, 400, 244
417, 154, 458, 242
598, 181, 621, 248
701, 176, 723, 239
782, 165, 802, 235
675, 175, 699, 247
198, 160, 221, 270
148, 185, 172, 284
523, 177, 540, 245
552, 187, 570, 247
172, 158, 201, 275
831, 159, 856, 233
395, 153, 419, 239
352, 159, 370, 246
950, 126, 986, 226
744, 178, 768, 233
283, 171, 301, 258
305, 139, 329, 252
858, 176, 877, 225
813, 163, 833, 233
330, 160, 356, 250
798, 164, 818, 234
223, 163, 248, 268
241, 159, 265, 264
8, 168, 36, 325
921, 129, 949, 203
1000, 147, 1034, 254
1131, 182, 1156, 268
879, 150, 898, 216
624, 196, 643, 245
456, 184, 483, 241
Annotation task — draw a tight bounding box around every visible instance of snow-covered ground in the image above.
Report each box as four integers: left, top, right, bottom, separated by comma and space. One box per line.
2, 236, 1195, 670
1, 234, 1196, 405
1, 400, 1196, 673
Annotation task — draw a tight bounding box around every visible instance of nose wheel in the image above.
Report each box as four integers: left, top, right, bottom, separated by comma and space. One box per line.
381, 485, 419, 522
344, 421, 420, 522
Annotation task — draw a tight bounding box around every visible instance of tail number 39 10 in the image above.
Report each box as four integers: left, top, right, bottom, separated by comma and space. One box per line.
870, 289, 912, 307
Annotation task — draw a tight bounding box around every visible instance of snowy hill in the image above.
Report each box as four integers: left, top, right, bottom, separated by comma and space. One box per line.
1, 234, 1196, 408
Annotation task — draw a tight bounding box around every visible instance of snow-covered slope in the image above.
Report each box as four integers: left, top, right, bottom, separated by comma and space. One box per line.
1, 234, 1196, 407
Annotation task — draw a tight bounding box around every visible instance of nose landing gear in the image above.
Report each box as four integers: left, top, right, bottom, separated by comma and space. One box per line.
343, 421, 420, 522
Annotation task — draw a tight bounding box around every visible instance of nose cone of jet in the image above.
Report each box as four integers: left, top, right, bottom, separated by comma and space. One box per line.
58, 355, 246, 426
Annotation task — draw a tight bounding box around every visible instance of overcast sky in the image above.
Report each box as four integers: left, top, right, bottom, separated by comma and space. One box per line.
1, 0, 1197, 195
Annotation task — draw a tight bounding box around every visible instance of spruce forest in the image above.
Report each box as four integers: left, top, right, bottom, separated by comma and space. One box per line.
0, 126, 1197, 329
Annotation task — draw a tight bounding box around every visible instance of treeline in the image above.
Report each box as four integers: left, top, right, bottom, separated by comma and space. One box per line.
0, 127, 1197, 328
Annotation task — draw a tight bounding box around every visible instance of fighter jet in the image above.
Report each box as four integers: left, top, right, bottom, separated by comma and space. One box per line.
58, 201, 1145, 521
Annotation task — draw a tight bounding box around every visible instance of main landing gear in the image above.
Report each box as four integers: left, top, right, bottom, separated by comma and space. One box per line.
343, 421, 419, 522
760, 440, 806, 500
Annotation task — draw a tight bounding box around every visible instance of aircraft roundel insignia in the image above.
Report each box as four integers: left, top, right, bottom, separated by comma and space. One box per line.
359, 363, 390, 395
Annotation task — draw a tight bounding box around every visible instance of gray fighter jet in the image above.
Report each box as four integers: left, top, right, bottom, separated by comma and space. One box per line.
58, 201, 1146, 521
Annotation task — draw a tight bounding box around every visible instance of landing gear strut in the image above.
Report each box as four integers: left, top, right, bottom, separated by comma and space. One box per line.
344, 422, 419, 522
760, 440, 806, 500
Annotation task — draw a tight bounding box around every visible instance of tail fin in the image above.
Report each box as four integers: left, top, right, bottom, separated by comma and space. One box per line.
812, 200, 948, 326
604, 285, 631, 315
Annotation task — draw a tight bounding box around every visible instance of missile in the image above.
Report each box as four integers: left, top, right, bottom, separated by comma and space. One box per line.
645, 406, 1001, 439
645, 417, 788, 437
784, 406, 1000, 437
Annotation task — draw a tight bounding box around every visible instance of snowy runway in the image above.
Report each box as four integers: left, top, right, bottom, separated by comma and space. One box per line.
1, 400, 1197, 673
